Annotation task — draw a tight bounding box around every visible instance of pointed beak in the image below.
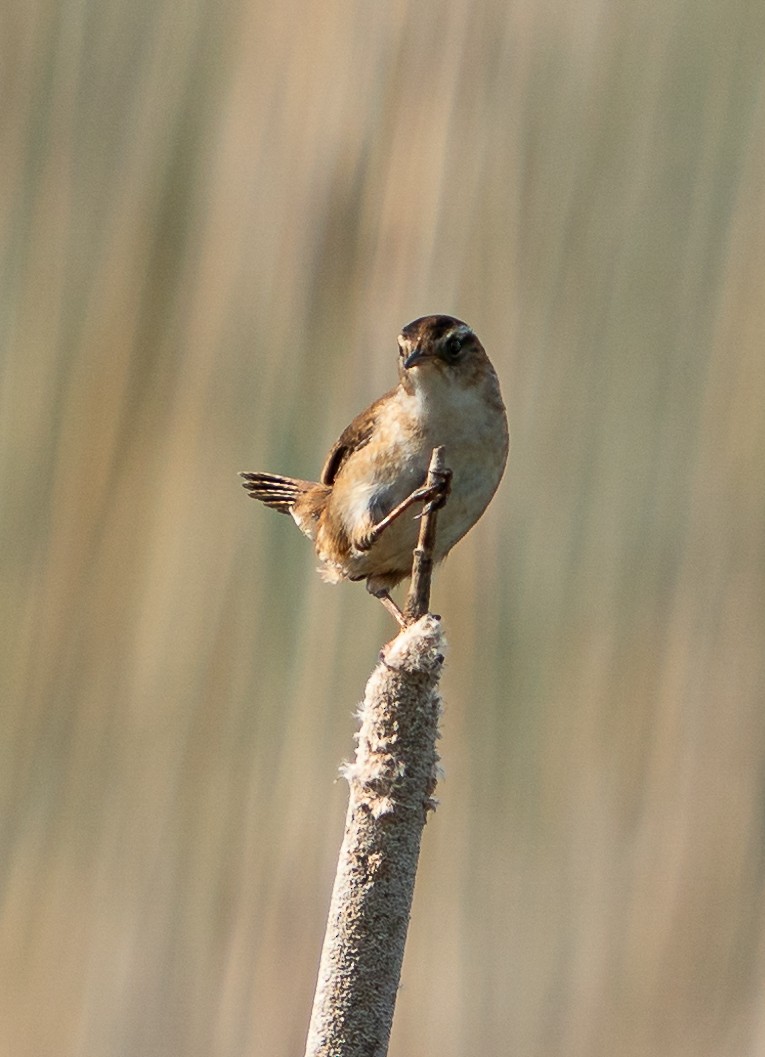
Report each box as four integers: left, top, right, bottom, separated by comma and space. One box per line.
403, 345, 428, 369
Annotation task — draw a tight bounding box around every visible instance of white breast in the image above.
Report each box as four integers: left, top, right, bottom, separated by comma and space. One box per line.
412, 380, 509, 558
325, 363, 509, 581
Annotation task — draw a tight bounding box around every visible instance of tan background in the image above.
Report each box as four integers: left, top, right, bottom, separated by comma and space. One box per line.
3, 0, 765, 1054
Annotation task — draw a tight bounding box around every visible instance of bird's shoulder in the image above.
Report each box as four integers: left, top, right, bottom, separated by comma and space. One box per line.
320, 385, 399, 485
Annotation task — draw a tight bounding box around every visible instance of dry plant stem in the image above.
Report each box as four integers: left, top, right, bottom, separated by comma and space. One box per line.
303, 615, 445, 1057
404, 446, 448, 623
304, 449, 450, 1057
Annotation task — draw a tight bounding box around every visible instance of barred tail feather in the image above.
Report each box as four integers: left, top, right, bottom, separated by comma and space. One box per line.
239, 471, 315, 514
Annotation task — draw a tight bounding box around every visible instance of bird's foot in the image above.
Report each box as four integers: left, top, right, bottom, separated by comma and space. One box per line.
414, 466, 452, 517
355, 468, 453, 552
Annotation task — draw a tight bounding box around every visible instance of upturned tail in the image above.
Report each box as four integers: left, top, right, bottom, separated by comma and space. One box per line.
239, 471, 318, 513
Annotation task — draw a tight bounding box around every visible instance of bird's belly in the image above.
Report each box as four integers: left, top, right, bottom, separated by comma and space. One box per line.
322, 417, 507, 583
430, 440, 507, 557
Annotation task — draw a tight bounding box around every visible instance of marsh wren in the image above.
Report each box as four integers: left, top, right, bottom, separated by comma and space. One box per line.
241, 315, 509, 625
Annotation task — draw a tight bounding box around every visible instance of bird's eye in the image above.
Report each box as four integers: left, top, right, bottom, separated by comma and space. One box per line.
444, 335, 463, 360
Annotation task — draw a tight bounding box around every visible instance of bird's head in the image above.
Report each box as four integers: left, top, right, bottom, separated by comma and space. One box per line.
397, 315, 492, 393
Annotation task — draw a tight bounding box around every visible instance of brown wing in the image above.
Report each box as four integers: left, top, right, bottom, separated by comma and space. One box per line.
320, 388, 395, 485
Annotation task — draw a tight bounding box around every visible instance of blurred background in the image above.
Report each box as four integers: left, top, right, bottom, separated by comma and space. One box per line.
2, 0, 765, 1053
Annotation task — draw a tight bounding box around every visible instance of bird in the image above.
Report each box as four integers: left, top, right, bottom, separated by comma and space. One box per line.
240, 315, 509, 625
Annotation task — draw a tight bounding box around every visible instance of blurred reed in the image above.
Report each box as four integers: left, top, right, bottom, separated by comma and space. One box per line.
2, 0, 765, 1054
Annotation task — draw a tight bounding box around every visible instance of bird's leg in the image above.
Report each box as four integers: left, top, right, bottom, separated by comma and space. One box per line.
371, 588, 408, 628
356, 468, 452, 553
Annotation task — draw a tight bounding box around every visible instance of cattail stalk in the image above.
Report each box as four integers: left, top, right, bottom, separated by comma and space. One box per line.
304, 448, 448, 1057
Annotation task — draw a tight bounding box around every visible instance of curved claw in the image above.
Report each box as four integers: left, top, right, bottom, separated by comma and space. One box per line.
416, 467, 452, 517
356, 532, 375, 553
